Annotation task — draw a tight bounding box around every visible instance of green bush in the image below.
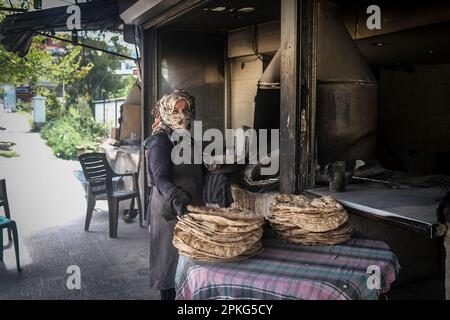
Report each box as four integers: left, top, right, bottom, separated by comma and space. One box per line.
41, 110, 107, 160
0, 150, 20, 158
16, 100, 32, 113
36, 88, 65, 122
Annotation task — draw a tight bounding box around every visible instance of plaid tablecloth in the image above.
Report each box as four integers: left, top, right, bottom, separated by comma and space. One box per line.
175, 236, 400, 300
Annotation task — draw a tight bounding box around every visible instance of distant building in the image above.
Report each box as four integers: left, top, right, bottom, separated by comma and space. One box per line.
41, 38, 66, 56
16, 86, 33, 103
114, 60, 138, 77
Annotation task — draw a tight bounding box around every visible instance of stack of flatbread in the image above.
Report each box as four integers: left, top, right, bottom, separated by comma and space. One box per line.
173, 205, 264, 262
269, 194, 352, 245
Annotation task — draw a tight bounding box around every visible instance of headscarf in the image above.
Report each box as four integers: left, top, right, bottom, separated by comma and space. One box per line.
151, 89, 195, 134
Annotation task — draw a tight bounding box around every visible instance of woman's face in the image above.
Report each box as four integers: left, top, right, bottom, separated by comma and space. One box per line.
173, 99, 188, 114
173, 99, 190, 128
157, 93, 194, 132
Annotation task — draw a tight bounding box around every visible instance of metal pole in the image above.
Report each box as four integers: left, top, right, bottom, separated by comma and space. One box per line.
34, 32, 139, 60
62, 79, 65, 109
103, 100, 106, 124
115, 99, 118, 127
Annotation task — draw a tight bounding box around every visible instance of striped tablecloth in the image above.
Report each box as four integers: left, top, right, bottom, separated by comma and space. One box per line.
175, 236, 400, 300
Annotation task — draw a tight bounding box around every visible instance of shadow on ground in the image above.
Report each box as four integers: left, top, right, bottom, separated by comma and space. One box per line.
0, 209, 159, 300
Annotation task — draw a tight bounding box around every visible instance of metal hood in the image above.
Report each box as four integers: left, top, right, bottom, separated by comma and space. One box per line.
317, 0, 376, 83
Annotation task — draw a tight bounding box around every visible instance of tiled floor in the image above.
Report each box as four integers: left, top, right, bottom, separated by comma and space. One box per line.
0, 209, 158, 300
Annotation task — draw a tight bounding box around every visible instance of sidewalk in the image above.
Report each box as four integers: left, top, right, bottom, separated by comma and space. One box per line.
0, 111, 155, 299
0, 111, 86, 236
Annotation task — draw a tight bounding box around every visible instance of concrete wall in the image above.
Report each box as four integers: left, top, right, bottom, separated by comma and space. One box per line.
227, 21, 280, 129
159, 29, 226, 132
378, 64, 450, 174
230, 56, 262, 128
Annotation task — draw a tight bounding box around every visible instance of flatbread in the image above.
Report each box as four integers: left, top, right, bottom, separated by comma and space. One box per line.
186, 205, 263, 221
270, 194, 344, 214
176, 219, 263, 244
274, 223, 353, 245
173, 228, 260, 258
270, 209, 348, 231
268, 194, 352, 244
185, 214, 264, 234
173, 205, 265, 262
187, 211, 262, 227
176, 241, 263, 262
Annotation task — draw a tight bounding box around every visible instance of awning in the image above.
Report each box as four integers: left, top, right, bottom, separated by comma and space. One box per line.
120, 0, 184, 25
0, 0, 123, 56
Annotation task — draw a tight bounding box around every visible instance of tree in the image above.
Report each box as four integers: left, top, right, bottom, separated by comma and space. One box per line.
1, 4, 134, 117
0, 35, 92, 88
0, 1, 92, 90
0, 38, 48, 85
65, 32, 136, 116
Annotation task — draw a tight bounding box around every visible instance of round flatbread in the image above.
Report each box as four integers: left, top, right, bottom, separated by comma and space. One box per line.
176, 241, 263, 262
186, 205, 263, 222
270, 194, 344, 214
290, 211, 348, 232
186, 214, 264, 234
274, 223, 353, 245
187, 211, 262, 227
175, 220, 263, 245
173, 205, 266, 262
174, 228, 259, 258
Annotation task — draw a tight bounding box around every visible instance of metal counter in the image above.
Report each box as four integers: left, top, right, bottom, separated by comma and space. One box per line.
306, 183, 441, 238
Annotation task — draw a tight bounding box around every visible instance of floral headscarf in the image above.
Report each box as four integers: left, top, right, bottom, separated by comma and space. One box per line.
152, 89, 195, 134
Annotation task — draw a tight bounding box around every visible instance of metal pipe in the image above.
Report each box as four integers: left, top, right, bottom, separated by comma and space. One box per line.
258, 48, 281, 88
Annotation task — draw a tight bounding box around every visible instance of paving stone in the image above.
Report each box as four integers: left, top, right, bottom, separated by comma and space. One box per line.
1, 215, 152, 300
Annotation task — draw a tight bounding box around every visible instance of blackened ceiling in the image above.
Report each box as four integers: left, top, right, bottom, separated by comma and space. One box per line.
355, 21, 450, 67
165, 0, 280, 33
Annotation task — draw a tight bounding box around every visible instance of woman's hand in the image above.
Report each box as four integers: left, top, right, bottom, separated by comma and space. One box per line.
171, 187, 191, 217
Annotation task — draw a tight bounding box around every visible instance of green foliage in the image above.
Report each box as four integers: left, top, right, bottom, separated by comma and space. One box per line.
0, 8, 133, 160
0, 151, 19, 158
116, 75, 136, 98
0, 33, 92, 87
16, 100, 32, 113
0, 39, 48, 85
65, 32, 136, 114
41, 109, 108, 160
0, 139, 18, 158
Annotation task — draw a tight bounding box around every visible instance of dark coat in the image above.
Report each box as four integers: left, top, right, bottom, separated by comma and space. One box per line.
146, 130, 204, 290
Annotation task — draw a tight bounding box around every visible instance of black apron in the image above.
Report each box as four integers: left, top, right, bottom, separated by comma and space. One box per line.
148, 144, 203, 290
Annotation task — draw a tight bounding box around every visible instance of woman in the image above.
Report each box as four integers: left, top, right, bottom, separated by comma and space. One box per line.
145, 89, 204, 300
